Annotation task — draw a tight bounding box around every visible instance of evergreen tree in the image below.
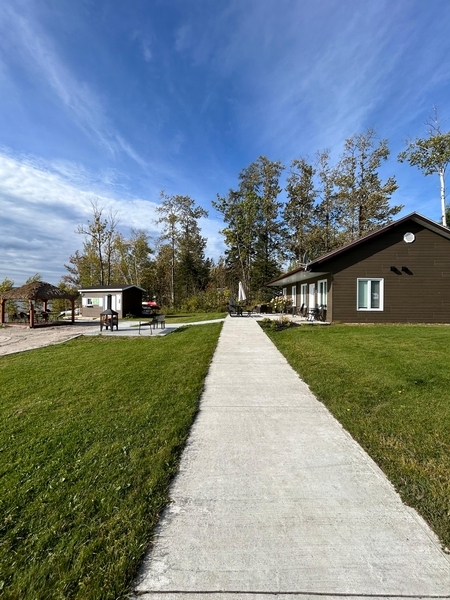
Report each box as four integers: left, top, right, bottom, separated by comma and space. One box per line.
309, 150, 342, 257
283, 157, 316, 265
336, 128, 401, 240
213, 188, 259, 294
214, 156, 284, 297
156, 192, 209, 306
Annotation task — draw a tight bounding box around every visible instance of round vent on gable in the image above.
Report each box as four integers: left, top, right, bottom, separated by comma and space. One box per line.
403, 232, 415, 243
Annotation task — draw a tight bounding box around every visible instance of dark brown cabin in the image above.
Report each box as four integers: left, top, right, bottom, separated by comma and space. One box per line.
266, 213, 450, 324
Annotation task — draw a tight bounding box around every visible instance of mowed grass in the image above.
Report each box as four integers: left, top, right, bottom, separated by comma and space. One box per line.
0, 324, 222, 600
263, 324, 450, 550
165, 311, 227, 324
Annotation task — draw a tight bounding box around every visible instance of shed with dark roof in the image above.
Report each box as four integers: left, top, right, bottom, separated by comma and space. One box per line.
78, 285, 145, 319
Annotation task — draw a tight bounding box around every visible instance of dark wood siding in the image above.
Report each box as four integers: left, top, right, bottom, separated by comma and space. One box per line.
122, 287, 143, 317
316, 221, 450, 323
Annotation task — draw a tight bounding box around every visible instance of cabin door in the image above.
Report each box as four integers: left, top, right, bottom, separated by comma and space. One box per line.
309, 283, 315, 309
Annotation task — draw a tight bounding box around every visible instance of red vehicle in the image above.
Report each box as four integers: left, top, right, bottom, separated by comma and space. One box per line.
142, 301, 160, 315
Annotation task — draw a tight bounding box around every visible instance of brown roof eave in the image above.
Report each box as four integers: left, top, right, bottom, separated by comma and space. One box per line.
308, 212, 450, 268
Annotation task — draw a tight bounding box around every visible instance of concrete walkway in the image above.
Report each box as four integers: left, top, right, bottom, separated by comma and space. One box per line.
133, 316, 450, 599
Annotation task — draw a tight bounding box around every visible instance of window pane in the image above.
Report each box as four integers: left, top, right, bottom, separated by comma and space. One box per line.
358, 280, 368, 309
370, 280, 380, 309
320, 281, 327, 305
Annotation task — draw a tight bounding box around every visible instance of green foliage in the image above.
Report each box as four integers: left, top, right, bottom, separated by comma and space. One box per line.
155, 192, 209, 306
260, 316, 292, 330
0, 324, 222, 599
283, 157, 316, 263
398, 108, 450, 226
335, 128, 401, 239
217, 131, 401, 287
265, 324, 450, 550
75, 200, 119, 286
399, 131, 450, 176
114, 229, 153, 290
179, 285, 231, 313
164, 311, 227, 323
25, 273, 43, 283
0, 277, 17, 317
213, 155, 284, 297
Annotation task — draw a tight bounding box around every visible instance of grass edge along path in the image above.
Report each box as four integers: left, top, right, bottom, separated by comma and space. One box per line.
262, 323, 450, 552
0, 323, 222, 600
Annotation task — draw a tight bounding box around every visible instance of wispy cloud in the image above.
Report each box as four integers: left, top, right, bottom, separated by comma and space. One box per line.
0, 2, 147, 168
132, 29, 153, 62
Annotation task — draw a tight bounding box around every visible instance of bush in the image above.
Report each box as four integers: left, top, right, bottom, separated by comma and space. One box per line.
179, 287, 231, 312
260, 316, 292, 331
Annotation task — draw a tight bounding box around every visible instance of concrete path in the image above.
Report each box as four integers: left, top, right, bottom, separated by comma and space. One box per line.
133, 316, 450, 599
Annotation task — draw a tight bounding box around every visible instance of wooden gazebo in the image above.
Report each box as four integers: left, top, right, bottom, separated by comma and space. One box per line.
0, 282, 78, 328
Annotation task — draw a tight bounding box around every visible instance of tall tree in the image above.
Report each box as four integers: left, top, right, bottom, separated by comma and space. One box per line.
76, 200, 118, 286
214, 156, 284, 296
335, 128, 401, 240
114, 229, 153, 288
62, 250, 95, 289
398, 108, 450, 227
242, 156, 285, 289
156, 192, 208, 306
213, 188, 259, 294
309, 150, 341, 257
283, 157, 316, 265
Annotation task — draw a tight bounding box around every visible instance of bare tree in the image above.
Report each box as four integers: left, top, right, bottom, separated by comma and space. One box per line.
76, 200, 119, 285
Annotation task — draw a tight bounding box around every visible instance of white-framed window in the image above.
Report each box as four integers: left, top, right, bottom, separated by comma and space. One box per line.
282, 287, 287, 297
291, 285, 297, 307
357, 278, 384, 311
300, 284, 308, 309
317, 279, 327, 307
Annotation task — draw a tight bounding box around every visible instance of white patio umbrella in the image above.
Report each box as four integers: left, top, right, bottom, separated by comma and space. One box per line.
238, 281, 247, 302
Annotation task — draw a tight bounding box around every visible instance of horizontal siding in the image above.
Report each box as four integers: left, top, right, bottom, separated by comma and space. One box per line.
319, 221, 450, 323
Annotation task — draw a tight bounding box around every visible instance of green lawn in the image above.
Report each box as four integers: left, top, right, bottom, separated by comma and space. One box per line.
164, 311, 227, 323
262, 323, 450, 551
0, 323, 222, 600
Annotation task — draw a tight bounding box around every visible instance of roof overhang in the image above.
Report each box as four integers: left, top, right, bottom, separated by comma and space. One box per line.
266, 271, 329, 287
78, 285, 145, 293
308, 212, 450, 268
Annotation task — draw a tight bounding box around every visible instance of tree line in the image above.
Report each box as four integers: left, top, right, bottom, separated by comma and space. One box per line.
57, 120, 450, 309
214, 127, 402, 298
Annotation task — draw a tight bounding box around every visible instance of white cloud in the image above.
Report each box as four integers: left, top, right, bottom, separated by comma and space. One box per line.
0, 150, 225, 284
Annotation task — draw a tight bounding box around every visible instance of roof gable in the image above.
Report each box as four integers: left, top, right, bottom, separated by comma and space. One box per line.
266, 212, 450, 286
308, 212, 450, 269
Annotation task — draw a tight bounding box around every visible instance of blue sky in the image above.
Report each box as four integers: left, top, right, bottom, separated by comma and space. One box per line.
1, 0, 450, 284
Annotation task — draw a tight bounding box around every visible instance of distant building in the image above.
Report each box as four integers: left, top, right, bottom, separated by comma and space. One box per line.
78, 285, 145, 319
